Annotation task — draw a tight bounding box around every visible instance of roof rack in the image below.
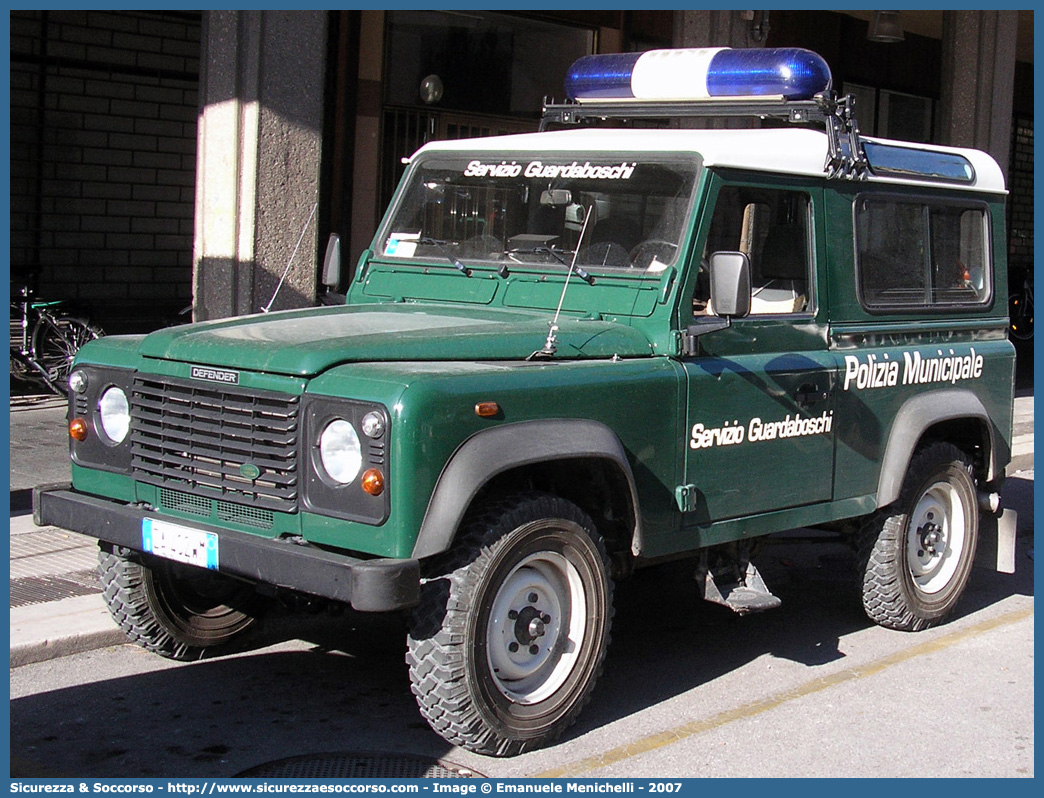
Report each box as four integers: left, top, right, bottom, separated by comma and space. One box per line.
540, 92, 870, 180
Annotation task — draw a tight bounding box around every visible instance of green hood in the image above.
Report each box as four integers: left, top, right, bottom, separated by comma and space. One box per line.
137, 304, 654, 377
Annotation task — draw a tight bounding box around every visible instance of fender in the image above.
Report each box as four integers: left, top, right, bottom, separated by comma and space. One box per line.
412, 419, 641, 559
876, 388, 1004, 507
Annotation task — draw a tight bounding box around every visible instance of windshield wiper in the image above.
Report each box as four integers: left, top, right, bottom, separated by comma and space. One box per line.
535, 246, 595, 285
418, 237, 471, 277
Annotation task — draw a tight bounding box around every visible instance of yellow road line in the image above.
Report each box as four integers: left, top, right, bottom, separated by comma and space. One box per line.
537, 605, 1034, 777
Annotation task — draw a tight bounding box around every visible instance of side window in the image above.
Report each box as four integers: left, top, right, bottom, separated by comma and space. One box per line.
856, 196, 990, 309
695, 185, 812, 315
930, 206, 989, 304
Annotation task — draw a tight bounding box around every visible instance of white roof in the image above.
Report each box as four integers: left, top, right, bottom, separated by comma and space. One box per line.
413, 127, 1006, 195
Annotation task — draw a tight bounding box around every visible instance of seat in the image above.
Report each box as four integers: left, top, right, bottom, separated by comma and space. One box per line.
751, 224, 807, 313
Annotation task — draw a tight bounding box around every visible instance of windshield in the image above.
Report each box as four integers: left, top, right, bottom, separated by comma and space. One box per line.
378, 152, 700, 273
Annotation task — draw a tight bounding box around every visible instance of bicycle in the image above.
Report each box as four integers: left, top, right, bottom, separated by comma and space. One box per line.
10, 285, 103, 395
1008, 269, 1033, 341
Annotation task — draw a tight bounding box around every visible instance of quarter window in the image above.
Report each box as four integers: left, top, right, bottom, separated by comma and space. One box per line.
856, 197, 990, 309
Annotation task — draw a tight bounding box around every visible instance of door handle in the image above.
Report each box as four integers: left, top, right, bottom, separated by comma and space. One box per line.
795, 384, 830, 406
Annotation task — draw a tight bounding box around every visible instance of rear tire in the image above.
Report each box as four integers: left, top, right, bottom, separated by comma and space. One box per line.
857, 443, 979, 631
99, 544, 267, 660
407, 493, 613, 756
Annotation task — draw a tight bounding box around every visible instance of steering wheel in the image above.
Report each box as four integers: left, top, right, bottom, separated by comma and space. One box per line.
629, 240, 678, 269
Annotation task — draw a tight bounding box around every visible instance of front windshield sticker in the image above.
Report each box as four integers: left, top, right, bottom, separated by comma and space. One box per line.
385, 232, 419, 258
463, 160, 638, 180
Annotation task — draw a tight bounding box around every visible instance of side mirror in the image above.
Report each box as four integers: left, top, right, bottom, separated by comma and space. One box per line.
709, 251, 751, 319
322, 233, 342, 290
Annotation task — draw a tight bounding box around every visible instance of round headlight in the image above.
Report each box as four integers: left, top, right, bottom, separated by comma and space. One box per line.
360, 411, 385, 439
98, 386, 130, 444
319, 419, 362, 485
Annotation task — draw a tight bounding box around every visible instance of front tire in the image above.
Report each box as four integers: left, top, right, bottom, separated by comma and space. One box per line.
407, 494, 613, 756
99, 544, 268, 660
857, 443, 979, 631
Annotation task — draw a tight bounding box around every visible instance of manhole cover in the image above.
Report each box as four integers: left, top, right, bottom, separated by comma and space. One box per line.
236, 752, 485, 779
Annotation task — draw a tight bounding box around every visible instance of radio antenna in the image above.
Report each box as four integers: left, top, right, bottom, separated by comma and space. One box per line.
261, 202, 318, 313
531, 204, 594, 359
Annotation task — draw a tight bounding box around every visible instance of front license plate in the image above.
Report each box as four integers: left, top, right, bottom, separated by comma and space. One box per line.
142, 518, 219, 570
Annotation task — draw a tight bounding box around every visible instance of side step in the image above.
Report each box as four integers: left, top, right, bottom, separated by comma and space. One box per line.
698, 560, 781, 615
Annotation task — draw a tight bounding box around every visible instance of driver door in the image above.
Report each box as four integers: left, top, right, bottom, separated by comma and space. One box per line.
682, 178, 837, 524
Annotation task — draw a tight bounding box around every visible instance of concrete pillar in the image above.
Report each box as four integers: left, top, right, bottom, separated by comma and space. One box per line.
673, 9, 770, 49
193, 10, 327, 321
938, 11, 1018, 181
348, 10, 383, 270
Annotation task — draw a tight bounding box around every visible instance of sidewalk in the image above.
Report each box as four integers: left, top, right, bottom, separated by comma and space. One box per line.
8, 390, 1036, 667
9, 393, 126, 665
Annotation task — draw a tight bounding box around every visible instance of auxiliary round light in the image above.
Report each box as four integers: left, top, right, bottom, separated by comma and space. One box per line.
319, 419, 363, 485
68, 369, 88, 394
98, 386, 130, 444
360, 411, 386, 439
565, 47, 832, 103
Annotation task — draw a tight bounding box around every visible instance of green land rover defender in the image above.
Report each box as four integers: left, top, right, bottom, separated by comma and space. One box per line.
35, 48, 1018, 756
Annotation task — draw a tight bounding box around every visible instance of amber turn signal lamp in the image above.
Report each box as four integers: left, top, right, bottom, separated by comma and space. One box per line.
475, 401, 500, 418
69, 418, 88, 441
361, 468, 385, 496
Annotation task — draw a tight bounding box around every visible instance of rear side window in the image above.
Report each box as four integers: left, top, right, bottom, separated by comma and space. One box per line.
855, 196, 990, 310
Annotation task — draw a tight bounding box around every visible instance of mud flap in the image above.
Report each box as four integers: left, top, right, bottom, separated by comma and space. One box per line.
698, 560, 782, 615
975, 509, 1017, 574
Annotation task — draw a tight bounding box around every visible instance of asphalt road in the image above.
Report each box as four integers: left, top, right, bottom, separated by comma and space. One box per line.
10, 471, 1034, 779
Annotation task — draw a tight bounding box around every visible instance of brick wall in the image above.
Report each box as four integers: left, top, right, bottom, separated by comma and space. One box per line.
10, 10, 201, 333
1007, 116, 1033, 281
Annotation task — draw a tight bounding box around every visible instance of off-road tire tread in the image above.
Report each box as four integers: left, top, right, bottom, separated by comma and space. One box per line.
856, 442, 976, 632
406, 493, 613, 757
99, 546, 193, 659
98, 545, 260, 661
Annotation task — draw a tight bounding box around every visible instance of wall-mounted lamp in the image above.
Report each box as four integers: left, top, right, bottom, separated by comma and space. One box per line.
867, 11, 904, 43
419, 74, 444, 105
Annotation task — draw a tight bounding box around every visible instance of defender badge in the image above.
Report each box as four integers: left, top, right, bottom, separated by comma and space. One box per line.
190, 365, 240, 385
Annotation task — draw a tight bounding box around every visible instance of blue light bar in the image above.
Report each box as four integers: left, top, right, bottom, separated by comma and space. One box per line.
565, 48, 832, 103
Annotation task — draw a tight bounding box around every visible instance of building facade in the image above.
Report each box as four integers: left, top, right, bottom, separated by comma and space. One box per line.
9, 10, 1033, 333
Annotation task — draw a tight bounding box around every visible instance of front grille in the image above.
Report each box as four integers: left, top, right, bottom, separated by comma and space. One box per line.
159, 486, 276, 530
131, 376, 300, 513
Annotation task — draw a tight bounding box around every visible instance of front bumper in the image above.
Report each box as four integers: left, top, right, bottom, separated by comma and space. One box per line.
33, 484, 420, 612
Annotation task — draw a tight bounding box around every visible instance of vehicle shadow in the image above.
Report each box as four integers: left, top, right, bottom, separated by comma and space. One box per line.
10, 610, 443, 778
571, 501, 1034, 743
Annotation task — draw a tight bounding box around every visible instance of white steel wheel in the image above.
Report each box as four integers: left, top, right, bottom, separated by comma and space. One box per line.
486, 550, 587, 704
905, 479, 968, 594
858, 442, 979, 632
